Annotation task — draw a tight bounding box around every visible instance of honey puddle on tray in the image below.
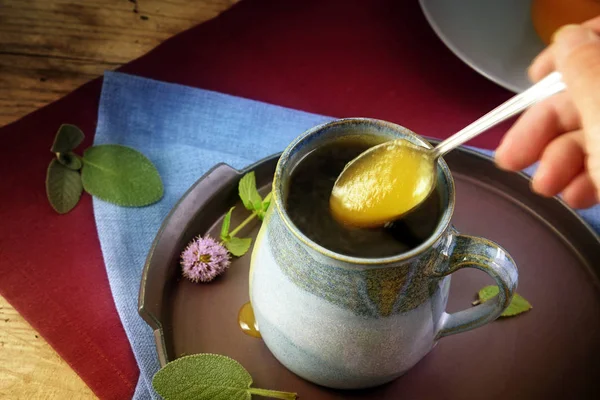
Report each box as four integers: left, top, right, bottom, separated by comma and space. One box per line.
238, 301, 261, 338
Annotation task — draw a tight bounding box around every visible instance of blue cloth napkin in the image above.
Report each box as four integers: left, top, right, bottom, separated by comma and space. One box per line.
93, 71, 600, 399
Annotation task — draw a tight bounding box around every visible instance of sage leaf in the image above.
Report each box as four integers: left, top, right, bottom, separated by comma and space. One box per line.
221, 207, 234, 241
152, 354, 297, 400
57, 152, 83, 171
224, 237, 252, 257
46, 159, 83, 214
81, 144, 163, 207
51, 124, 85, 153
239, 172, 262, 212
475, 285, 532, 317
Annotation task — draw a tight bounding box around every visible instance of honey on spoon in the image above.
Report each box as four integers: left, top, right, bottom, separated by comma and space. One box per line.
330, 139, 435, 228
330, 71, 566, 228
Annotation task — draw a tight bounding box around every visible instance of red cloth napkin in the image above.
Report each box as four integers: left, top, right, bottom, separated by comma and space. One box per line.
0, 0, 513, 398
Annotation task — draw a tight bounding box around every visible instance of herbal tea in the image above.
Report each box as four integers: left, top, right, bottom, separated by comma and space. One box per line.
285, 136, 442, 258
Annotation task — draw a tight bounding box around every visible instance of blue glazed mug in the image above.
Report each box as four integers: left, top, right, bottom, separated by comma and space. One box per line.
249, 118, 518, 389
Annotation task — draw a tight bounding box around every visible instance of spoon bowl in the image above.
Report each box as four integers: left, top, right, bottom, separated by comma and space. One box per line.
330, 71, 566, 227
330, 139, 436, 228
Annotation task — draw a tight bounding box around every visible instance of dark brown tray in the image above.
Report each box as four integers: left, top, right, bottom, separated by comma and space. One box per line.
139, 146, 600, 399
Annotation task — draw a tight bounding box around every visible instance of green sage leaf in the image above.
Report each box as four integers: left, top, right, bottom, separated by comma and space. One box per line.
81, 144, 163, 207
238, 172, 262, 212
152, 353, 297, 400
46, 159, 83, 214
224, 237, 252, 257
476, 285, 532, 317
57, 152, 83, 171
221, 207, 234, 241
51, 124, 85, 153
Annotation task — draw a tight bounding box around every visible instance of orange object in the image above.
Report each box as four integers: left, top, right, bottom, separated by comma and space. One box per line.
531, 0, 600, 44
329, 140, 435, 228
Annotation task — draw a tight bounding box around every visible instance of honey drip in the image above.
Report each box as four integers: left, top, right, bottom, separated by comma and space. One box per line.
238, 301, 261, 338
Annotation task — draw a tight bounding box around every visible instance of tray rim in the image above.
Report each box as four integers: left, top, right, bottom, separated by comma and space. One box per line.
138, 153, 280, 365
138, 142, 600, 367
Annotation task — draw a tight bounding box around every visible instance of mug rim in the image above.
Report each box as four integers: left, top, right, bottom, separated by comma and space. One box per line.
272, 117, 455, 266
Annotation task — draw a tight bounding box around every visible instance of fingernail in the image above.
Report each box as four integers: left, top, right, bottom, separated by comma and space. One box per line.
494, 155, 515, 171
494, 148, 504, 166
531, 166, 551, 197
530, 177, 548, 197
552, 24, 598, 52
494, 138, 510, 167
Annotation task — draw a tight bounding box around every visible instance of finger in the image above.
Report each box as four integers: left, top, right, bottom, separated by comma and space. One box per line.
528, 16, 600, 83
531, 131, 586, 197
529, 46, 555, 83
562, 171, 599, 209
552, 25, 600, 142
495, 93, 580, 171
582, 15, 600, 31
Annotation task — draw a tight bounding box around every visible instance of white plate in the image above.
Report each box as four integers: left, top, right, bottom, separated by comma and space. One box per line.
419, 0, 546, 93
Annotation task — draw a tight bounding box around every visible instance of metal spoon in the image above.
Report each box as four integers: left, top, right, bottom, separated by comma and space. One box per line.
330, 71, 567, 228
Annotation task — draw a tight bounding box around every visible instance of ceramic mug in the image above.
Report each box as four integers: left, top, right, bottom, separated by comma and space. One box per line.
249, 118, 518, 390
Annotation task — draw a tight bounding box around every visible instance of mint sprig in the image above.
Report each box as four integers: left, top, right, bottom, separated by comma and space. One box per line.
238, 171, 270, 220
472, 286, 532, 317
220, 172, 271, 257
45, 124, 163, 214
152, 354, 298, 400
239, 172, 264, 216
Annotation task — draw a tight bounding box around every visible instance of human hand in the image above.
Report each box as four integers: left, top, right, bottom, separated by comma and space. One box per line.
495, 17, 600, 209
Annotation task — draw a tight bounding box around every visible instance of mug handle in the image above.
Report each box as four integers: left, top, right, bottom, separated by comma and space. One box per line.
430, 234, 518, 339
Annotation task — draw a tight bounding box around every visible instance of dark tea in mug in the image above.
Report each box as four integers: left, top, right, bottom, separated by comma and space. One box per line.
285, 136, 442, 258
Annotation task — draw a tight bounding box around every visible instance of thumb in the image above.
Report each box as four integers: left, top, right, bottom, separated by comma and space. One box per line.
552, 25, 600, 141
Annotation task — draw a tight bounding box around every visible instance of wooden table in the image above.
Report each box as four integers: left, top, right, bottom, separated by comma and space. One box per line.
0, 1, 235, 397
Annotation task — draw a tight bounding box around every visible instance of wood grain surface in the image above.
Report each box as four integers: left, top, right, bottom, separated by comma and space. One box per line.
0, 0, 237, 128
0, 1, 235, 398
0, 296, 97, 399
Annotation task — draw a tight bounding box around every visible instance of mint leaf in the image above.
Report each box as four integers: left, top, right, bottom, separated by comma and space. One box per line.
475, 285, 532, 317
257, 192, 273, 220
221, 207, 234, 241
81, 144, 163, 207
152, 354, 297, 400
501, 293, 532, 317
46, 159, 83, 214
239, 172, 262, 212
262, 192, 272, 208
57, 152, 83, 171
476, 286, 498, 303
224, 237, 252, 257
252, 198, 262, 212
51, 124, 85, 153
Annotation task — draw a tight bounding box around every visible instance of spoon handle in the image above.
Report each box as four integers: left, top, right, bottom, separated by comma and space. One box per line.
431, 71, 566, 159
